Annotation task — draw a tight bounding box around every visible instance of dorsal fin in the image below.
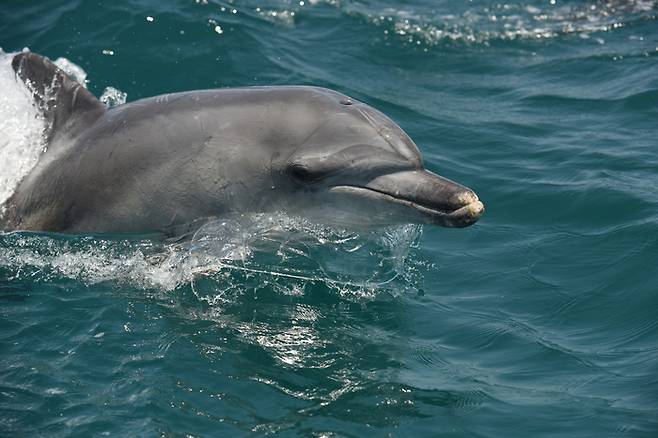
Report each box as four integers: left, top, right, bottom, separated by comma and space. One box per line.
12, 51, 106, 142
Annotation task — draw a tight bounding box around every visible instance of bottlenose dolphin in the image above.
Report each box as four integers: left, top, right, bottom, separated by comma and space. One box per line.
1, 52, 484, 234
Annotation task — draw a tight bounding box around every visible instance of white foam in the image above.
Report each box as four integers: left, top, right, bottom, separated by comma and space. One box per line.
0, 234, 195, 291
0, 50, 47, 207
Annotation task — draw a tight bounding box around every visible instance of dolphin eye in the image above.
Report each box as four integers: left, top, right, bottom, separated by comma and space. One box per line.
288, 163, 324, 183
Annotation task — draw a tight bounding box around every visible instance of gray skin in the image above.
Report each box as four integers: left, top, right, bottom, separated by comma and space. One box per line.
1, 52, 484, 234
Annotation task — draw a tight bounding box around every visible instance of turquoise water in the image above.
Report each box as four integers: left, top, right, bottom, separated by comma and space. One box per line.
1, 0, 658, 436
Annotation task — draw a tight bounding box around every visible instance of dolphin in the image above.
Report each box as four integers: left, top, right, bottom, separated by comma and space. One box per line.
0, 52, 484, 234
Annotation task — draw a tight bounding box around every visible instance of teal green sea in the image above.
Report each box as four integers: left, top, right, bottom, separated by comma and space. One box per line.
1, 1, 657, 436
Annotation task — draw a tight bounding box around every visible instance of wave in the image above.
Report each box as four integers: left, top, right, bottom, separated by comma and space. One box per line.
214, 0, 658, 46
356, 0, 657, 45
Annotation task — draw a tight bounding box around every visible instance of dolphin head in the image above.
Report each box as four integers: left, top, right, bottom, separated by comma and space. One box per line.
271, 89, 484, 228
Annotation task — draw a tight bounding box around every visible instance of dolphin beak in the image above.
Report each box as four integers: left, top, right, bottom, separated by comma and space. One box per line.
361, 169, 485, 227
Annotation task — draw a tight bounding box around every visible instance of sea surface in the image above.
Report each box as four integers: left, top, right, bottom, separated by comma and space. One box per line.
1, 1, 657, 436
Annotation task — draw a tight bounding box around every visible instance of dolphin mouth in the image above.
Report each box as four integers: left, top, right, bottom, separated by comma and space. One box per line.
329, 170, 484, 227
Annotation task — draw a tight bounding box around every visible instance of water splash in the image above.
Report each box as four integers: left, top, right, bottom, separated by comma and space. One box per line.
189, 214, 424, 303
0, 50, 47, 207
100, 86, 128, 108
0, 214, 426, 301
53, 56, 88, 86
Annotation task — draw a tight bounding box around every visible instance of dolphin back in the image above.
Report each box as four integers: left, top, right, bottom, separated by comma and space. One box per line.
12, 52, 105, 143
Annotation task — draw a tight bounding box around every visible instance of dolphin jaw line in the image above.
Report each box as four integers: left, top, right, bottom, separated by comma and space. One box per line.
328, 185, 484, 227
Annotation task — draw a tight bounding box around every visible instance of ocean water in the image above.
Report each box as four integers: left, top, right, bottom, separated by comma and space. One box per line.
1, 0, 657, 436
